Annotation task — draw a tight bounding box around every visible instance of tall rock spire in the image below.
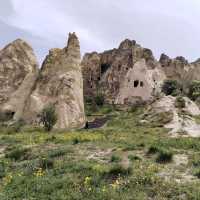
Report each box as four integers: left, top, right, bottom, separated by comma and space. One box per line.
65, 32, 81, 61
22, 33, 85, 129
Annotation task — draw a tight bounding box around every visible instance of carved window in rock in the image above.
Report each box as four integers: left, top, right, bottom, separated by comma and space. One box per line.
118, 64, 122, 71
134, 80, 139, 88
140, 81, 144, 87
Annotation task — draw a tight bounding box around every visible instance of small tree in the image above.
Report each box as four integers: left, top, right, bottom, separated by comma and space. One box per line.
94, 93, 105, 106
162, 80, 180, 96
188, 81, 200, 101
39, 104, 57, 132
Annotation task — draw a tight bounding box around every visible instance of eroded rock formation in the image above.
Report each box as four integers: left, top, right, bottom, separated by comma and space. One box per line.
115, 59, 165, 104
82, 39, 164, 104
0, 39, 39, 121
145, 95, 200, 137
0, 33, 85, 130
23, 33, 85, 129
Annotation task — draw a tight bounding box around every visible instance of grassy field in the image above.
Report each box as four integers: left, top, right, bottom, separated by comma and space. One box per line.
1, 105, 200, 199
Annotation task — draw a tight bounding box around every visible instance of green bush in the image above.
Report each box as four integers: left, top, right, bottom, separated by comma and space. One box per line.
162, 80, 181, 96
110, 155, 121, 163
188, 80, 200, 101
105, 165, 132, 179
5, 147, 30, 161
39, 157, 54, 169
147, 145, 162, 154
48, 148, 66, 158
94, 93, 105, 106
128, 155, 141, 161
0, 161, 6, 178
194, 168, 200, 178
39, 104, 57, 132
175, 96, 186, 108
156, 149, 173, 163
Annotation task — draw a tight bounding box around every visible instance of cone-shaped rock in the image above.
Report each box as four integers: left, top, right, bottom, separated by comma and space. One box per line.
0, 39, 39, 121
23, 33, 85, 129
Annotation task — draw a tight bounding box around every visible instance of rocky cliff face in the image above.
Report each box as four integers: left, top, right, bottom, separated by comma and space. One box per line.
82, 38, 200, 104
159, 54, 200, 91
22, 33, 85, 129
0, 39, 39, 121
82, 39, 164, 104
115, 59, 165, 104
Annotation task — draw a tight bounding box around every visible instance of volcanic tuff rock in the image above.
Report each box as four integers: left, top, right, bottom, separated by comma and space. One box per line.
0, 33, 85, 130
115, 59, 165, 104
82, 39, 164, 104
147, 96, 200, 137
159, 54, 200, 92
22, 33, 85, 129
0, 39, 39, 121
82, 38, 200, 104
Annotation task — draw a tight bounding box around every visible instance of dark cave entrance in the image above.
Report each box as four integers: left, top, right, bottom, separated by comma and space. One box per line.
101, 63, 111, 74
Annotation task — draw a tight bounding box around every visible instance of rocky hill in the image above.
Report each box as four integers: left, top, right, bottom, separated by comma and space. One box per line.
0, 33, 85, 129
82, 39, 200, 104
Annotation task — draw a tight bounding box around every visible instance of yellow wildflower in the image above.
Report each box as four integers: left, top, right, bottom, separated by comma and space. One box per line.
34, 168, 45, 177
84, 176, 92, 185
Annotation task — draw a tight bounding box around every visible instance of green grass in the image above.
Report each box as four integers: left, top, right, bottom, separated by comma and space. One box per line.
0, 104, 200, 199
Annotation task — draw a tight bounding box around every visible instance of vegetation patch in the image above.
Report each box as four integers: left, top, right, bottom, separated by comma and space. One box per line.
156, 149, 173, 163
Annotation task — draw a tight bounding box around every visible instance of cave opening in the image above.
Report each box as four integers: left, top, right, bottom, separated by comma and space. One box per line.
134, 80, 139, 88
101, 63, 111, 74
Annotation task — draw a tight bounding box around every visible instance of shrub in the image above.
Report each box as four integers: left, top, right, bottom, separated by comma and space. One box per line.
94, 93, 105, 106
156, 149, 173, 163
105, 165, 132, 179
128, 155, 141, 161
147, 145, 162, 154
48, 148, 66, 158
0, 161, 6, 178
194, 169, 200, 179
188, 81, 200, 101
72, 138, 79, 145
162, 80, 181, 96
175, 96, 186, 108
110, 155, 121, 163
39, 104, 57, 132
39, 157, 54, 169
5, 147, 30, 161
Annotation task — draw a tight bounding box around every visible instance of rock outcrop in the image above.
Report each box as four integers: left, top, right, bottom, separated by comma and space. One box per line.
0, 39, 39, 121
82, 39, 164, 104
146, 96, 200, 137
115, 59, 165, 104
22, 33, 85, 129
159, 54, 200, 92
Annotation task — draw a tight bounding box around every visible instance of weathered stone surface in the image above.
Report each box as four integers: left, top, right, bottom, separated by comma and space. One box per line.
0, 39, 39, 120
159, 54, 191, 82
147, 96, 200, 137
115, 59, 165, 104
82, 39, 161, 104
23, 33, 85, 129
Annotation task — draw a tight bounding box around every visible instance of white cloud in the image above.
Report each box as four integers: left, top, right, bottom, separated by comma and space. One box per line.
1, 0, 200, 62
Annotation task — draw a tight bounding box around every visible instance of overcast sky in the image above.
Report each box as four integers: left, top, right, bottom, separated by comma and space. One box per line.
1, 0, 200, 63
